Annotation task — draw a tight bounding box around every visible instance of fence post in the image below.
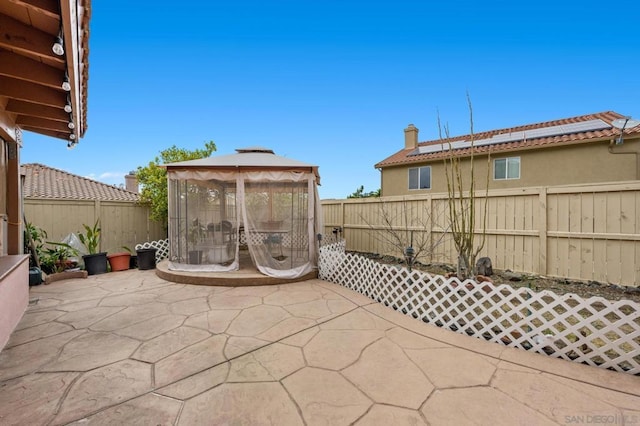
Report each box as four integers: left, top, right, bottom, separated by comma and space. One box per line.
538, 187, 547, 276
340, 200, 346, 245
93, 199, 102, 251
428, 196, 434, 263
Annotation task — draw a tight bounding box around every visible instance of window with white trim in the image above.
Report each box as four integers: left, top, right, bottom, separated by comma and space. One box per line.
408, 166, 431, 190
494, 157, 520, 180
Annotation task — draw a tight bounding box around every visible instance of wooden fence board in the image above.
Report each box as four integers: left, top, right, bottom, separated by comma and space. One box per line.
620, 191, 636, 234
606, 192, 621, 234
620, 240, 635, 285
581, 193, 594, 233
606, 240, 621, 283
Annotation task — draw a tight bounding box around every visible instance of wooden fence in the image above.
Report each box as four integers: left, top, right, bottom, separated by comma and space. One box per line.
321, 181, 640, 287
24, 199, 166, 254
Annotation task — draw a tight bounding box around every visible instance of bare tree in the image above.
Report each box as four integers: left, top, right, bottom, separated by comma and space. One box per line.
439, 94, 490, 279
361, 198, 446, 271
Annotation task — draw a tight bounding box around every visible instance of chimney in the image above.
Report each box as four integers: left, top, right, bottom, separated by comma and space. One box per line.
124, 171, 138, 193
404, 123, 419, 150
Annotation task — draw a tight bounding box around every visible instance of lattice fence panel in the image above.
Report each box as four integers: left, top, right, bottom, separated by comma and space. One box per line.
239, 232, 308, 247
135, 239, 169, 263
319, 241, 640, 375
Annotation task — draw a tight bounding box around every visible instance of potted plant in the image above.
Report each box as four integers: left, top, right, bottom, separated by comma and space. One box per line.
136, 246, 157, 270
107, 246, 131, 272
38, 241, 88, 284
122, 246, 137, 269
188, 219, 205, 264
24, 222, 47, 285
78, 220, 108, 275
41, 243, 78, 274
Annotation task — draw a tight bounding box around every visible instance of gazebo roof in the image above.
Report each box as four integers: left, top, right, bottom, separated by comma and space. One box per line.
165, 147, 320, 183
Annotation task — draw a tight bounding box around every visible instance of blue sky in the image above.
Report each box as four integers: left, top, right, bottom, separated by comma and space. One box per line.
20, 0, 640, 199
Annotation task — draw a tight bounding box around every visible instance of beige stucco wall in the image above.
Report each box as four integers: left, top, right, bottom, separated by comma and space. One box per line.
381, 139, 640, 196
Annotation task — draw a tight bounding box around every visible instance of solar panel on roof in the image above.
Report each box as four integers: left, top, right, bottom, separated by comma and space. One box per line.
450, 141, 471, 149
407, 119, 611, 157
472, 119, 610, 147
410, 144, 444, 156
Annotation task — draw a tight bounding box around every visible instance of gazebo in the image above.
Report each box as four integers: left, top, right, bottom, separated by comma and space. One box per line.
164, 147, 322, 279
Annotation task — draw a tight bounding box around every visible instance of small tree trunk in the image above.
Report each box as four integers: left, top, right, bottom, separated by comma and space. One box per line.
457, 254, 469, 279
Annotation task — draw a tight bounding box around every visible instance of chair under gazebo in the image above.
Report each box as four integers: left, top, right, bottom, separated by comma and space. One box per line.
159, 147, 322, 284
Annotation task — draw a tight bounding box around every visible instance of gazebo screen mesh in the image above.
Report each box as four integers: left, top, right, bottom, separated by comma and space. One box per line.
167, 171, 319, 278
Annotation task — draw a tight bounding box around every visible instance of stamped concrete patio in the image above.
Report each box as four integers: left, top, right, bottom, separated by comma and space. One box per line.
0, 270, 638, 425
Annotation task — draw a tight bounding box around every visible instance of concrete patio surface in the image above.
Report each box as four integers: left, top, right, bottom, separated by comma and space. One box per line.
0, 270, 638, 425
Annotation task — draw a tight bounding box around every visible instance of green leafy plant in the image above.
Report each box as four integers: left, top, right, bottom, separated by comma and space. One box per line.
24, 222, 47, 267
78, 220, 102, 254
347, 185, 380, 198
40, 242, 78, 274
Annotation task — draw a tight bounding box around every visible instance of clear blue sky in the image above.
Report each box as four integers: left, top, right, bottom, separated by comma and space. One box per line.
20, 0, 640, 199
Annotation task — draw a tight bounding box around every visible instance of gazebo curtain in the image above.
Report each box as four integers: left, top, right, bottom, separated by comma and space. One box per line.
167, 169, 321, 278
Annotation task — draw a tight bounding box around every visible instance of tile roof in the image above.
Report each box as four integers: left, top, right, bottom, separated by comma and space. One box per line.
21, 163, 139, 202
376, 111, 640, 168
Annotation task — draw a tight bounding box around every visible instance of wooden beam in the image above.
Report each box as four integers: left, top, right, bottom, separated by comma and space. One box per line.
6, 0, 60, 20
16, 115, 70, 132
5, 99, 68, 122
0, 51, 62, 89
0, 13, 64, 63
20, 125, 70, 140
0, 108, 18, 142
59, 0, 83, 136
6, 140, 22, 254
0, 76, 66, 108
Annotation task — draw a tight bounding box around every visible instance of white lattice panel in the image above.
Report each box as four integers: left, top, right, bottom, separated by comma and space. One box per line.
135, 239, 169, 263
319, 241, 640, 375
240, 232, 309, 247
243, 232, 309, 248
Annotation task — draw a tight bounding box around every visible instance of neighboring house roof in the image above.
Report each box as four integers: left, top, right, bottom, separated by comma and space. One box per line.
21, 163, 138, 202
376, 111, 640, 168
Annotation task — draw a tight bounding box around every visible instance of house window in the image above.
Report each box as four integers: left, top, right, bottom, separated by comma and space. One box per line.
408, 166, 431, 190
494, 157, 520, 180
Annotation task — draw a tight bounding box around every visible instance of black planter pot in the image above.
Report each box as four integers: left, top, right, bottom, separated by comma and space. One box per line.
136, 248, 157, 270
129, 255, 138, 269
83, 252, 108, 275
29, 267, 43, 286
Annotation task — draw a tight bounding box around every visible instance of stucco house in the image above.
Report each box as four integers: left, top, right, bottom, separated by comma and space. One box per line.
376, 111, 640, 196
0, 1, 91, 350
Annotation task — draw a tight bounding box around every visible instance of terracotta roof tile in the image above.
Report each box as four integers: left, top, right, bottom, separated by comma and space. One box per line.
21, 163, 139, 202
376, 111, 640, 168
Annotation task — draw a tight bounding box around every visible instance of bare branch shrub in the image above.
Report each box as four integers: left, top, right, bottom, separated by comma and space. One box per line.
439, 94, 490, 279
360, 198, 447, 270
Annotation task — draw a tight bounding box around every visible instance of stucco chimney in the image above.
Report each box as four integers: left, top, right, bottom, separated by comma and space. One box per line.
125, 171, 138, 194
404, 124, 419, 150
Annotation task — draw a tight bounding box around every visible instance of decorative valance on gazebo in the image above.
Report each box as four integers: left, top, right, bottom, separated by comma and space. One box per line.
164, 147, 322, 279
